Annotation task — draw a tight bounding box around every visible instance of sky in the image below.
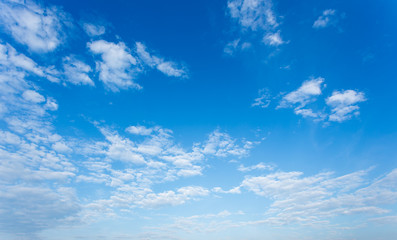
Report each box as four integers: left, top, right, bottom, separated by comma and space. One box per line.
0, 0, 397, 239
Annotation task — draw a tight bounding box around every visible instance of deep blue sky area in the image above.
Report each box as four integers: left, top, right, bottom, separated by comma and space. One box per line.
0, 0, 397, 239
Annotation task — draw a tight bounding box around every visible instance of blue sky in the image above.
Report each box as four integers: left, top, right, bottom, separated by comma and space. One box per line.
0, 0, 397, 239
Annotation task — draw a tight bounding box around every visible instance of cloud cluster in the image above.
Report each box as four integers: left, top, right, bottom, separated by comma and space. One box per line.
257, 77, 367, 123
225, 0, 284, 55
0, 0, 189, 92
0, 0, 70, 52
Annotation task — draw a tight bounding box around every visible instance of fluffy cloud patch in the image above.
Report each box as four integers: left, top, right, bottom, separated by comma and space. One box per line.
326, 90, 366, 122
277, 77, 325, 119
0, 0, 70, 52
62, 56, 94, 86
279, 77, 324, 109
88, 40, 141, 92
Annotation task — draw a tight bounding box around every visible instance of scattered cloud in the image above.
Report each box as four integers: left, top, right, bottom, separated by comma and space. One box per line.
136, 42, 188, 78
313, 9, 339, 29
226, 0, 285, 53
274, 78, 366, 122
238, 162, 274, 172
263, 30, 284, 46
227, 0, 278, 31
0, 0, 70, 52
326, 90, 366, 122
83, 23, 106, 37
126, 125, 154, 136
62, 56, 94, 86
22, 89, 45, 103
0, 42, 59, 82
136, 186, 209, 208
88, 40, 141, 92
212, 168, 397, 226
252, 89, 271, 108
278, 77, 324, 109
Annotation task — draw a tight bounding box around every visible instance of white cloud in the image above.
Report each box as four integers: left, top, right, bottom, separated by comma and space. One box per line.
135, 42, 188, 78
277, 77, 326, 119
22, 90, 45, 103
62, 56, 94, 86
227, 0, 278, 31
313, 9, 337, 29
83, 23, 106, 37
326, 90, 366, 122
0, 0, 70, 52
52, 141, 72, 153
226, 0, 285, 50
238, 162, 274, 172
263, 30, 284, 46
279, 77, 324, 108
136, 186, 209, 208
252, 89, 271, 108
237, 168, 397, 225
201, 129, 254, 158
0, 42, 59, 82
126, 125, 154, 136
0, 186, 80, 235
88, 40, 141, 92
223, 39, 241, 55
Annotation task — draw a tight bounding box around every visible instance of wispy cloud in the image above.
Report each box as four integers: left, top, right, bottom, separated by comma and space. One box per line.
252, 89, 271, 108
136, 42, 188, 78
83, 23, 106, 37
313, 9, 340, 29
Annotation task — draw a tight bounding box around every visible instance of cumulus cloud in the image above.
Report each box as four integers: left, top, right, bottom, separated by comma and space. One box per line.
62, 56, 94, 86
277, 77, 326, 119
279, 77, 324, 108
326, 90, 366, 122
88, 40, 141, 92
313, 9, 338, 29
0, 0, 70, 52
135, 42, 188, 78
